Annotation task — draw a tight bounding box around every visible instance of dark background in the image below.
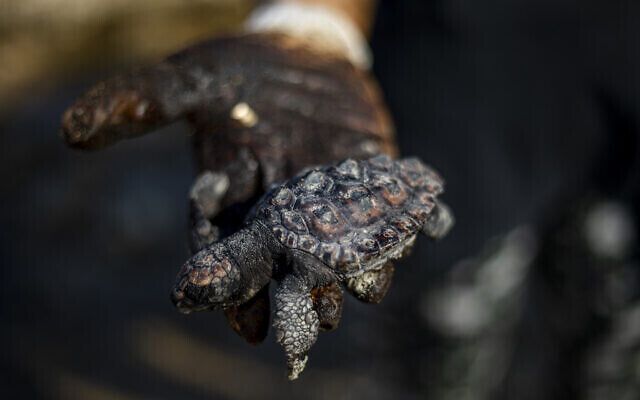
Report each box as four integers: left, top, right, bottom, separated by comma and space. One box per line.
2, 0, 639, 399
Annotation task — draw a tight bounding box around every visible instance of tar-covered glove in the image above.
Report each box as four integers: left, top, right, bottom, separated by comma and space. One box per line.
60, 1, 398, 374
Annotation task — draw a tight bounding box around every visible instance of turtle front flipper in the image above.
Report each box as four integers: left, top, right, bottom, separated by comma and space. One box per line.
422, 201, 454, 240
274, 275, 320, 380
345, 262, 395, 304
188, 171, 230, 254
224, 284, 270, 344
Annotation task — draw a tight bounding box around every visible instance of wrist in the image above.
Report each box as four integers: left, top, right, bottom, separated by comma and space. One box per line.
244, 2, 372, 69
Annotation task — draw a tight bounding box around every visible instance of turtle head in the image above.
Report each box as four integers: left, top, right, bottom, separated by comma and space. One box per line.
170, 244, 242, 313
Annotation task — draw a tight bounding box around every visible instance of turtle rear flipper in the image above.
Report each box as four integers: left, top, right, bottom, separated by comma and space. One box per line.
311, 282, 344, 332
345, 262, 395, 304
422, 201, 454, 240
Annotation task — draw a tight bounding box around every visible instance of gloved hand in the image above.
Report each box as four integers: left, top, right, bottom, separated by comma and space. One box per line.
61, 18, 396, 346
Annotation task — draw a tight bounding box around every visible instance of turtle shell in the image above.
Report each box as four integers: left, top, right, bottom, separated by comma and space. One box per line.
252, 155, 445, 276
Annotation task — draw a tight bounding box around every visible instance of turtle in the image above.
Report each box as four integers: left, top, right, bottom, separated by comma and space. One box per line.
59, 34, 397, 344
170, 154, 453, 379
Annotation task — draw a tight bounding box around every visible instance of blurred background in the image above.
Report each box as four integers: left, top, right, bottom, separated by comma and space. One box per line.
2, 0, 639, 399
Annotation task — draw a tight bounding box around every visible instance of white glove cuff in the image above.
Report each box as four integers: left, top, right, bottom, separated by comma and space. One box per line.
244, 2, 372, 69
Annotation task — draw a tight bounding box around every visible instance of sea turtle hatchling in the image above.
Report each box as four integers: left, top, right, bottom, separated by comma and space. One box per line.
171, 155, 453, 379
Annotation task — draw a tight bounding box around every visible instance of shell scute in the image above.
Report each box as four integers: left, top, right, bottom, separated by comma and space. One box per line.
368, 154, 393, 171
370, 173, 410, 207
415, 190, 436, 213
272, 187, 295, 207
281, 210, 308, 234
261, 208, 281, 225
407, 204, 429, 222
335, 159, 362, 180
374, 226, 400, 250
298, 234, 319, 253
390, 215, 420, 236
335, 184, 384, 226
301, 170, 333, 193
298, 199, 347, 241
398, 158, 443, 193
353, 234, 380, 261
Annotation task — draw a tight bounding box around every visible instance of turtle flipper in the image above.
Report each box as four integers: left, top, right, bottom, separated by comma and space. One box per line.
311, 282, 344, 332
422, 201, 454, 240
274, 275, 320, 380
188, 171, 229, 254
224, 284, 271, 344
345, 262, 395, 304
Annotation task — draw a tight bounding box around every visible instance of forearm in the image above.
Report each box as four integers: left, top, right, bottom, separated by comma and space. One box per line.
247, 0, 377, 69
276, 0, 377, 35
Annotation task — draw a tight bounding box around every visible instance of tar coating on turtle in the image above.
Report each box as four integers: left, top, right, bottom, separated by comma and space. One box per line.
170, 155, 453, 380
